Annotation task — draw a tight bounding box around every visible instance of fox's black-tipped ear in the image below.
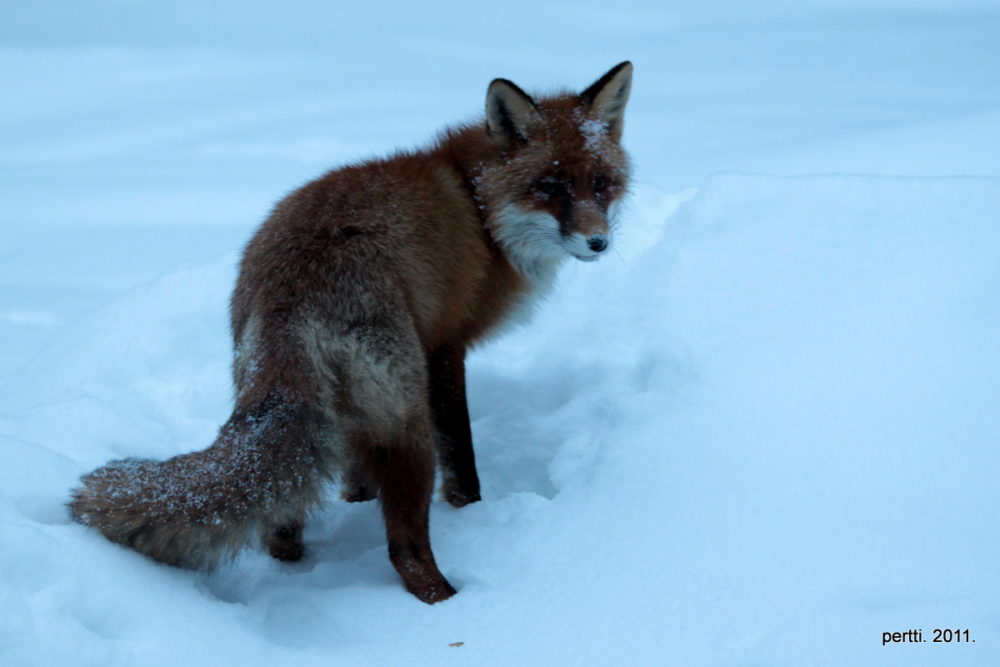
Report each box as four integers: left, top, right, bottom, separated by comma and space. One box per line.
486, 78, 541, 147
581, 61, 633, 142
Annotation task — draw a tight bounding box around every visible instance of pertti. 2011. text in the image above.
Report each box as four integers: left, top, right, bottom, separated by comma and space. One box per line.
882, 628, 975, 645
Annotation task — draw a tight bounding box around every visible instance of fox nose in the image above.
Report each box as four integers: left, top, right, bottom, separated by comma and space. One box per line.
587, 235, 609, 253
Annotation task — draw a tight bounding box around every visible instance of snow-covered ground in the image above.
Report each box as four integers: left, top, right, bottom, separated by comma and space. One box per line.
2, 1, 999, 665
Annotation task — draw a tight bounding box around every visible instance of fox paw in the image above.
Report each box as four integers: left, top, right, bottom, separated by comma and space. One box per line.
341, 483, 377, 503
442, 478, 481, 508
267, 524, 304, 562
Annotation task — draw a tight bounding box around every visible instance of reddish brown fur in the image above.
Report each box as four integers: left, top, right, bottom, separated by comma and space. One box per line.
231, 142, 529, 357
69, 62, 633, 604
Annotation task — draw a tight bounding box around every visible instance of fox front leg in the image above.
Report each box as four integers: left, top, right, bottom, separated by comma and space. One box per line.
429, 344, 481, 507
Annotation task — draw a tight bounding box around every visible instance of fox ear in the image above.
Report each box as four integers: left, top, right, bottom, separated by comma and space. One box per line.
486, 78, 541, 147
580, 61, 633, 141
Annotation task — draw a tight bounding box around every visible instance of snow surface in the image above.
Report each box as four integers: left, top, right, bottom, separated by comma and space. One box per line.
2, 1, 999, 665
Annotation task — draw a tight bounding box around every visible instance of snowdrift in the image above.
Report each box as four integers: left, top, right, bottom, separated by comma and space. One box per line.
2, 174, 997, 666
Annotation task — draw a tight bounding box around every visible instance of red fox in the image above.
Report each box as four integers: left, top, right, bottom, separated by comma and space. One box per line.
70, 62, 633, 604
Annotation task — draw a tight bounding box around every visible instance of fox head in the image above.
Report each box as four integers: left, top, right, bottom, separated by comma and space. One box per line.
476, 62, 633, 280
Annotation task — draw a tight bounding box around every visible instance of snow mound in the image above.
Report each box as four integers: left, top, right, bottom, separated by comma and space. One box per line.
1, 174, 998, 665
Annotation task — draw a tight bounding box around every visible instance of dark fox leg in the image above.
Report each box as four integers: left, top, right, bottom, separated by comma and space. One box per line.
267, 429, 381, 565
308, 314, 456, 603
291, 263, 457, 603
353, 427, 457, 604
340, 456, 377, 503
429, 344, 481, 507
266, 519, 305, 562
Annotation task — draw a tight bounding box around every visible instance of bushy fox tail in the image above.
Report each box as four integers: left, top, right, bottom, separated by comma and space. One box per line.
69, 392, 331, 568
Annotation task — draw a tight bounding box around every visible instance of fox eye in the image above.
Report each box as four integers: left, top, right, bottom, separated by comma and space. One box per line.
593, 176, 608, 193
535, 180, 566, 197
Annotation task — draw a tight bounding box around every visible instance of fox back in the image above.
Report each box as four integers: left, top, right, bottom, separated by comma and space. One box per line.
70, 62, 634, 604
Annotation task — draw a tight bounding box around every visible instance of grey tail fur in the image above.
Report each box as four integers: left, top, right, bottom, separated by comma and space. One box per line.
68, 391, 329, 568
